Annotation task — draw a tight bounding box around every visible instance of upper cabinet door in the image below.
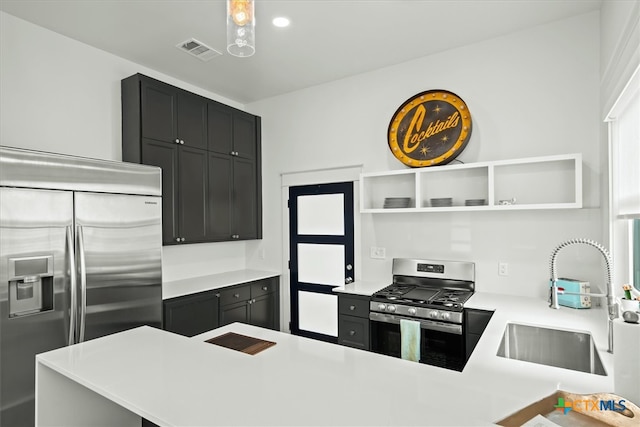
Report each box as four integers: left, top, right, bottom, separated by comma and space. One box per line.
207, 102, 233, 155
141, 140, 179, 244
233, 157, 258, 240
178, 147, 208, 243
141, 80, 177, 143
177, 92, 207, 150
233, 111, 256, 160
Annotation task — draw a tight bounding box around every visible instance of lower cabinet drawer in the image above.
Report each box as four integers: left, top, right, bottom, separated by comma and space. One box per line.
219, 284, 251, 306
338, 295, 370, 318
338, 315, 370, 350
250, 278, 277, 298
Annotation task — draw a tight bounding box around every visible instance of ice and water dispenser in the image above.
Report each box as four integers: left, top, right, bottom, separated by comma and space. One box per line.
8, 255, 54, 317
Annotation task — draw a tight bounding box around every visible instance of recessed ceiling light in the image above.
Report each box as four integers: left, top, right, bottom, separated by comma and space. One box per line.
272, 17, 290, 28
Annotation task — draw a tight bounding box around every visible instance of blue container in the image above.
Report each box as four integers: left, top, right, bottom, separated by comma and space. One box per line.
550, 278, 591, 309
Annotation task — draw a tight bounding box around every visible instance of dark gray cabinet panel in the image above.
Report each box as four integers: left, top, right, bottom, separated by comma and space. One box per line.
232, 110, 257, 160
218, 277, 280, 330
338, 295, 370, 318
141, 79, 177, 144
337, 294, 370, 350
233, 157, 258, 239
164, 292, 219, 337
464, 309, 494, 360
141, 140, 178, 245
139, 77, 207, 149
207, 102, 261, 241
122, 73, 261, 245
178, 147, 208, 243
338, 315, 370, 350
207, 153, 233, 241
177, 92, 207, 150
138, 141, 207, 244
219, 300, 250, 326
219, 284, 251, 306
207, 101, 233, 155
250, 293, 277, 330
164, 277, 279, 337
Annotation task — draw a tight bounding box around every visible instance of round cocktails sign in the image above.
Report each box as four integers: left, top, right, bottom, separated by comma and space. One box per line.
387, 90, 472, 167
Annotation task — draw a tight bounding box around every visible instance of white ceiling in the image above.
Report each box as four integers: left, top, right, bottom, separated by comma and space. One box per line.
0, 0, 602, 104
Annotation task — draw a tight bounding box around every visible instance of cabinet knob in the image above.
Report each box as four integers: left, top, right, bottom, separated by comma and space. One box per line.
180, 140, 184, 145
233, 293, 240, 298
349, 330, 356, 336
174, 138, 180, 144
248, 300, 252, 305
181, 237, 185, 242
262, 286, 268, 291
349, 305, 356, 311
175, 237, 181, 242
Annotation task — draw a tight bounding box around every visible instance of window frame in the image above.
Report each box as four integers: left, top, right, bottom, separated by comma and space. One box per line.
606, 65, 640, 293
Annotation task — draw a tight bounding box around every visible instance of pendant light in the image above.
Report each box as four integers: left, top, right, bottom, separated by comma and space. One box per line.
227, 0, 255, 57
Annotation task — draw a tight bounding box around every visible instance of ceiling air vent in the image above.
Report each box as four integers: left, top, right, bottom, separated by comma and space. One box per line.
176, 38, 222, 62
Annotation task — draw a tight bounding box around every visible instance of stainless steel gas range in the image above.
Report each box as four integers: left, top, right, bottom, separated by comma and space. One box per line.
369, 258, 475, 371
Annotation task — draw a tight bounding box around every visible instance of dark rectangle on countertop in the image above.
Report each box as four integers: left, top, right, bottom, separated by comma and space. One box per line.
205, 332, 276, 355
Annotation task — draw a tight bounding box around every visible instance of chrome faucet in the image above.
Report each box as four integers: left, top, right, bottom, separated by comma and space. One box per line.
549, 238, 618, 353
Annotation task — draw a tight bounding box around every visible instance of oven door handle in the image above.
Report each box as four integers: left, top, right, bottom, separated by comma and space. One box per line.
369, 312, 463, 335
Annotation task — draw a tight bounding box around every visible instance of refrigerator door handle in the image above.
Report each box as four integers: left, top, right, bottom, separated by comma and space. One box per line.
77, 225, 87, 343
66, 226, 77, 345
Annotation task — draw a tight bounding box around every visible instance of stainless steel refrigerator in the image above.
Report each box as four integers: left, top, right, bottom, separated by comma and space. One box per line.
0, 146, 163, 427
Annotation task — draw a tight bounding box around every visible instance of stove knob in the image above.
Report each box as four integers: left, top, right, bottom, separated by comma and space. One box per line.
429, 311, 439, 319
377, 304, 386, 311
408, 308, 417, 315
387, 305, 396, 313
440, 312, 451, 321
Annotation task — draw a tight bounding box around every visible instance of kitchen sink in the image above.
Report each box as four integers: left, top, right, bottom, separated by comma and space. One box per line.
496, 322, 607, 376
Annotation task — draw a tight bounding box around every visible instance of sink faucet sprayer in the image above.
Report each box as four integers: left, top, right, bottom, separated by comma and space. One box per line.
549, 238, 618, 354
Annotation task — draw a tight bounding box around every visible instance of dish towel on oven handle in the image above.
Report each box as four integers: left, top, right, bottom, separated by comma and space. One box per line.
400, 318, 421, 362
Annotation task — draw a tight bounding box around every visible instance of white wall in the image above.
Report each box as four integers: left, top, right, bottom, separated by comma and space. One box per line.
0, 11, 248, 282
598, 0, 640, 258
4, 7, 634, 298
248, 12, 606, 300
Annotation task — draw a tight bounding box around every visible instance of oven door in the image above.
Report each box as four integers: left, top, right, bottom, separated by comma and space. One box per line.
369, 312, 467, 371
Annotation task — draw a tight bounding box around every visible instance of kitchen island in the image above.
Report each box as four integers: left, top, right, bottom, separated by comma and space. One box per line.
35, 292, 617, 427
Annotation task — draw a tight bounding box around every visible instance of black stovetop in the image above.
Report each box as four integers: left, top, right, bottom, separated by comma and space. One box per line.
371, 283, 474, 310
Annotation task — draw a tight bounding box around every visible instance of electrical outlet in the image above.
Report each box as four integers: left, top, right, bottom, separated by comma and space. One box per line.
499, 262, 509, 276
370, 246, 386, 259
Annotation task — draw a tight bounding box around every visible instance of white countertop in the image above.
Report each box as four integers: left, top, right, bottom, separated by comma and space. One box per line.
163, 269, 280, 300
36, 292, 618, 426
332, 279, 389, 296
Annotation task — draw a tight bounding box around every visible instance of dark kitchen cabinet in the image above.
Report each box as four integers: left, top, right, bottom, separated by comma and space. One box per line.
219, 277, 279, 330
337, 294, 370, 350
164, 291, 219, 337
464, 308, 494, 360
207, 103, 261, 241
207, 154, 259, 241
122, 73, 262, 245
164, 276, 279, 337
139, 76, 207, 149
140, 140, 207, 244
208, 102, 256, 160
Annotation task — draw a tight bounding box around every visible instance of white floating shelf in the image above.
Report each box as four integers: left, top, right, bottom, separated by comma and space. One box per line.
360, 153, 582, 213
